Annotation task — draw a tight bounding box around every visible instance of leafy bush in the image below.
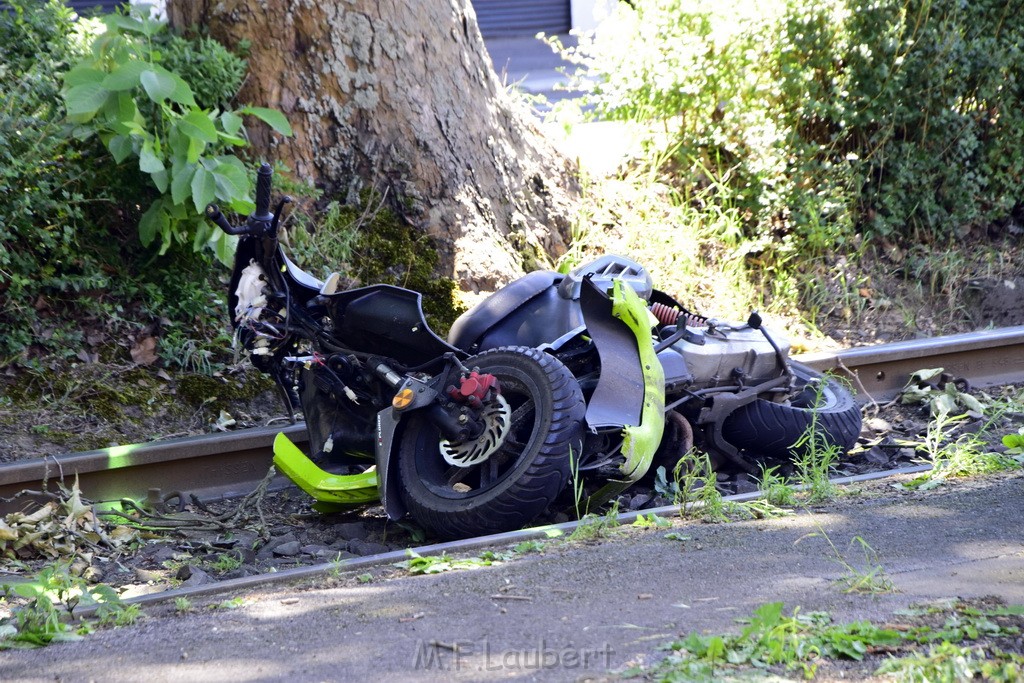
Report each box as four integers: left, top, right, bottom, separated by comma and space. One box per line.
841, 0, 1024, 239
0, 2, 278, 366
158, 33, 248, 111
0, 0, 96, 360
62, 6, 291, 264
569, 0, 1024, 248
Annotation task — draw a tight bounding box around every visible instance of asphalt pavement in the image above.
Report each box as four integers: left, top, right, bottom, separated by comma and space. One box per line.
3, 471, 1022, 682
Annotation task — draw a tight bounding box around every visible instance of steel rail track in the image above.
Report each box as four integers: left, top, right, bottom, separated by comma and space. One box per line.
2, 326, 1023, 516
0, 423, 306, 516
799, 325, 1024, 400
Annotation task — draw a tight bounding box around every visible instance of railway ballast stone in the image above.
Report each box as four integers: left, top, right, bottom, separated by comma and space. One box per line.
334, 521, 371, 540
271, 541, 302, 557
257, 532, 298, 560
348, 539, 390, 556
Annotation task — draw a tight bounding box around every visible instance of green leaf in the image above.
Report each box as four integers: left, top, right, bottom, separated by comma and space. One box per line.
191, 166, 216, 213
930, 393, 958, 418
240, 106, 293, 136
220, 111, 243, 136
960, 393, 985, 414
211, 233, 237, 268
229, 197, 256, 215
102, 61, 148, 92
152, 168, 168, 193
108, 135, 133, 163
171, 163, 197, 205
218, 132, 248, 147
990, 605, 1024, 616
1002, 434, 1024, 448
167, 200, 189, 219
139, 142, 165, 175
13, 583, 43, 599
63, 66, 106, 88
167, 127, 191, 164
139, 201, 168, 247
115, 92, 141, 128
140, 69, 176, 103
900, 385, 932, 405
177, 111, 219, 144
64, 83, 111, 119
167, 72, 197, 107
192, 218, 213, 252
137, 16, 163, 38
212, 164, 249, 202
198, 156, 220, 173
705, 635, 727, 662
186, 136, 204, 164
909, 368, 945, 384
110, 14, 145, 34
215, 155, 249, 174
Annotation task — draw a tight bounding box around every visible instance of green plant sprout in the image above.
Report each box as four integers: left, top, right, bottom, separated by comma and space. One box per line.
569, 501, 622, 542
632, 513, 671, 529
790, 378, 841, 504
899, 399, 1021, 492
513, 540, 546, 554
627, 600, 1024, 681
209, 553, 242, 573
625, 602, 902, 680
798, 526, 895, 595
757, 464, 798, 507
1001, 428, 1024, 458
0, 562, 140, 649
567, 446, 588, 520
394, 550, 502, 576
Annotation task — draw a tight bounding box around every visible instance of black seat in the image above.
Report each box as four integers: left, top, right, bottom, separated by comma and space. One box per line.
447, 271, 563, 352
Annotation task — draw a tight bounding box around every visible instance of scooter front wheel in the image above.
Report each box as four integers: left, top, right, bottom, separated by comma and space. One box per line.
396, 346, 585, 540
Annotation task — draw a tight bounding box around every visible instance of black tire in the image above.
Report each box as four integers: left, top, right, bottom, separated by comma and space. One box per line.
721, 361, 862, 460
397, 346, 585, 540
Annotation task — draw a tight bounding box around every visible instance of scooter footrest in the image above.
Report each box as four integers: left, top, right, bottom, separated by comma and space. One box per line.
273, 432, 379, 506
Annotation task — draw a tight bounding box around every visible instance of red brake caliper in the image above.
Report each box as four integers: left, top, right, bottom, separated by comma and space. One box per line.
447, 371, 500, 408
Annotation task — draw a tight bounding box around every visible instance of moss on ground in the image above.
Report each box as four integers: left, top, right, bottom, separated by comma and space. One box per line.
176, 372, 275, 412
0, 362, 278, 459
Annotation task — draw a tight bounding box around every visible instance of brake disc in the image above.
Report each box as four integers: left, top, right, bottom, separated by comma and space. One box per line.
439, 395, 511, 467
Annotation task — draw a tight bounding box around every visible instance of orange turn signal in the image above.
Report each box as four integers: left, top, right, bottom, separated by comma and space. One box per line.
392, 388, 415, 410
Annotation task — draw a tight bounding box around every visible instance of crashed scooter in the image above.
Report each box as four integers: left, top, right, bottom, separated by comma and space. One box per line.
206, 164, 861, 540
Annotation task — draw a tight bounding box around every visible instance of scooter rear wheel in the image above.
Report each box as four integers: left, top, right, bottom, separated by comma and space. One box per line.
396, 346, 585, 540
721, 361, 862, 461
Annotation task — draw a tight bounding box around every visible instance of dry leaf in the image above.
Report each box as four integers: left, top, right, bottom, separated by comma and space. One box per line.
131, 336, 159, 365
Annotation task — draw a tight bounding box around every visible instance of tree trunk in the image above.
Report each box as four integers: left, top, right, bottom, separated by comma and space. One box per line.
167, 0, 580, 292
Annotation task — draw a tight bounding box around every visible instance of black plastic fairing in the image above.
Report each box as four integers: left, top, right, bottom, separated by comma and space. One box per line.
447, 270, 568, 352
324, 285, 466, 366
579, 279, 646, 430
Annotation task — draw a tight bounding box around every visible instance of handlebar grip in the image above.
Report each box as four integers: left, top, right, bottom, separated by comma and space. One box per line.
205, 203, 245, 235
254, 163, 273, 220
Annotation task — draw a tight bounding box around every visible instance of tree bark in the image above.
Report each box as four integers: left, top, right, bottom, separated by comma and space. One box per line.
168, 0, 580, 292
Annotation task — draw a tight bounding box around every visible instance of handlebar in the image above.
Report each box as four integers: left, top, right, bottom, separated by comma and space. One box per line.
253, 163, 273, 222
204, 203, 246, 235
205, 162, 290, 237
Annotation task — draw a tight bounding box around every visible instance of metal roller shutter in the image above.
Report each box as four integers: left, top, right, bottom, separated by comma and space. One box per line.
473, 0, 571, 38
67, 0, 124, 14
1, 1, 124, 14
